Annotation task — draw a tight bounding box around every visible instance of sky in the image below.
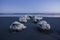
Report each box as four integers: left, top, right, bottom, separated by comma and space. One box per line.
0, 0, 60, 13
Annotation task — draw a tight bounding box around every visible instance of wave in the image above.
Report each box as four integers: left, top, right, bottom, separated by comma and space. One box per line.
0, 13, 60, 17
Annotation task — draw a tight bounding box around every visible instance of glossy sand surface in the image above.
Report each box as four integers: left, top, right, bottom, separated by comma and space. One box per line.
0, 17, 60, 40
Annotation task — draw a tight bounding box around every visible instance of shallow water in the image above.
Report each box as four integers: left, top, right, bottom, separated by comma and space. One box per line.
0, 17, 60, 40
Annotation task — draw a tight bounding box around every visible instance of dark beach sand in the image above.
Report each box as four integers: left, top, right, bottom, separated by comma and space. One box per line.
0, 17, 60, 40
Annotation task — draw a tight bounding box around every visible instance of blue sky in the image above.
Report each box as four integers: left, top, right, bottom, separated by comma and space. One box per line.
0, 0, 60, 13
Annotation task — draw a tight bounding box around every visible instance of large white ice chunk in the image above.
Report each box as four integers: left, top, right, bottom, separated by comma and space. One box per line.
37, 20, 50, 30
41, 23, 50, 30
10, 21, 26, 32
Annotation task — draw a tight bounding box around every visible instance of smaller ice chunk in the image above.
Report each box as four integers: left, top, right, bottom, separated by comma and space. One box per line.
31, 16, 43, 23
19, 15, 30, 23
25, 15, 30, 20
19, 16, 27, 23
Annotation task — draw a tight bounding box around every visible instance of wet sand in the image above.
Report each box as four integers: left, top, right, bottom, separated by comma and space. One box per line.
0, 17, 60, 40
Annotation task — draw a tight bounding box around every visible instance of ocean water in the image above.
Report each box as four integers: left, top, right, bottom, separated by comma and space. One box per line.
0, 13, 60, 17
0, 17, 60, 40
